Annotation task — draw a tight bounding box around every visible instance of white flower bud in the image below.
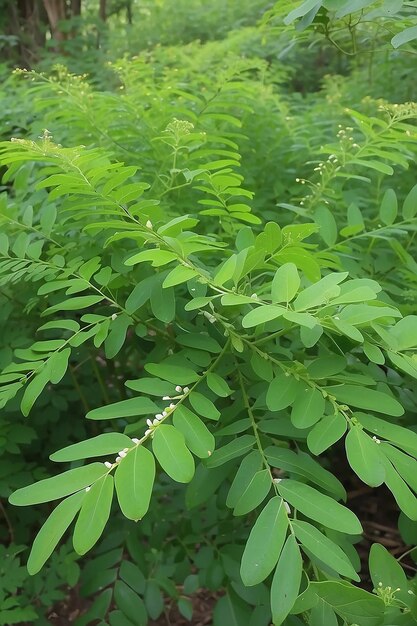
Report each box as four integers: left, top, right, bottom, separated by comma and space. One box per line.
145, 429, 152, 436
85, 486, 91, 492
175, 385, 183, 393
162, 396, 171, 401
104, 461, 112, 469
131, 438, 140, 444
273, 478, 282, 484
155, 413, 163, 420
146, 220, 153, 229
115, 456, 122, 463
169, 403, 175, 409
284, 501, 291, 514
183, 387, 190, 394
153, 418, 160, 426
156, 414, 164, 421
146, 418, 153, 427
119, 450, 127, 458
162, 410, 168, 417
111, 313, 117, 321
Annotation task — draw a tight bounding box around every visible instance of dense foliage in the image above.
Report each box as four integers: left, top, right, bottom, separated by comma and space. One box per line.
1, 1, 417, 625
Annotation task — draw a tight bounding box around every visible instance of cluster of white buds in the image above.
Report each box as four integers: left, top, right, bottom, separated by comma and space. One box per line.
295, 178, 306, 184
372, 435, 381, 444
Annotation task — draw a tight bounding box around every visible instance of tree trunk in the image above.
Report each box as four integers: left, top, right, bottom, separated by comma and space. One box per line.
126, 0, 133, 25
42, 0, 67, 42
71, 0, 81, 16
99, 0, 106, 22
4, 0, 47, 67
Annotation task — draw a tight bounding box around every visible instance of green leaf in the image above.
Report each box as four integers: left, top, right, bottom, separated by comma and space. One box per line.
9, 463, 106, 505
311, 581, 385, 626
213, 254, 238, 286
241, 305, 286, 328
27, 491, 85, 574
152, 425, 195, 483
20, 365, 50, 417
206, 372, 232, 397
86, 397, 158, 420
369, 543, 408, 602
356, 412, 417, 456
163, 265, 198, 288
325, 385, 404, 416
314, 205, 338, 247
145, 363, 200, 384
173, 406, 215, 458
294, 273, 347, 311
105, 314, 132, 359
48, 348, 71, 384
240, 496, 288, 586
379, 188, 397, 225
113, 580, 147, 626
206, 435, 256, 468
392, 25, 417, 49
345, 427, 385, 487
284, 0, 323, 25
309, 599, 338, 626
188, 392, 220, 420
213, 589, 251, 626
292, 520, 359, 581
233, 469, 271, 516
45, 295, 103, 315
125, 378, 174, 396
307, 413, 347, 455
391, 316, 417, 350
265, 447, 345, 500
266, 374, 300, 411
226, 451, 263, 509
271, 263, 300, 303
383, 459, 417, 520
363, 341, 385, 365
402, 183, 417, 219
276, 480, 362, 534
115, 445, 155, 521
73, 474, 114, 555
290, 387, 325, 429
270, 534, 302, 625
150, 281, 175, 323
125, 249, 177, 267
382, 443, 417, 494
50, 433, 133, 462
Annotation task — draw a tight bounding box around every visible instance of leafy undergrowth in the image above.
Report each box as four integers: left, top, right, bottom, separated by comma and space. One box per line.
1, 2, 417, 626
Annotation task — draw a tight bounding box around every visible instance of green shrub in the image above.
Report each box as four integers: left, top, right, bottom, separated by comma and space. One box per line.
1, 2, 417, 625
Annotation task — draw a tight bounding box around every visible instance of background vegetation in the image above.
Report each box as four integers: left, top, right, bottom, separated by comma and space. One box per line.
1, 1, 417, 624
